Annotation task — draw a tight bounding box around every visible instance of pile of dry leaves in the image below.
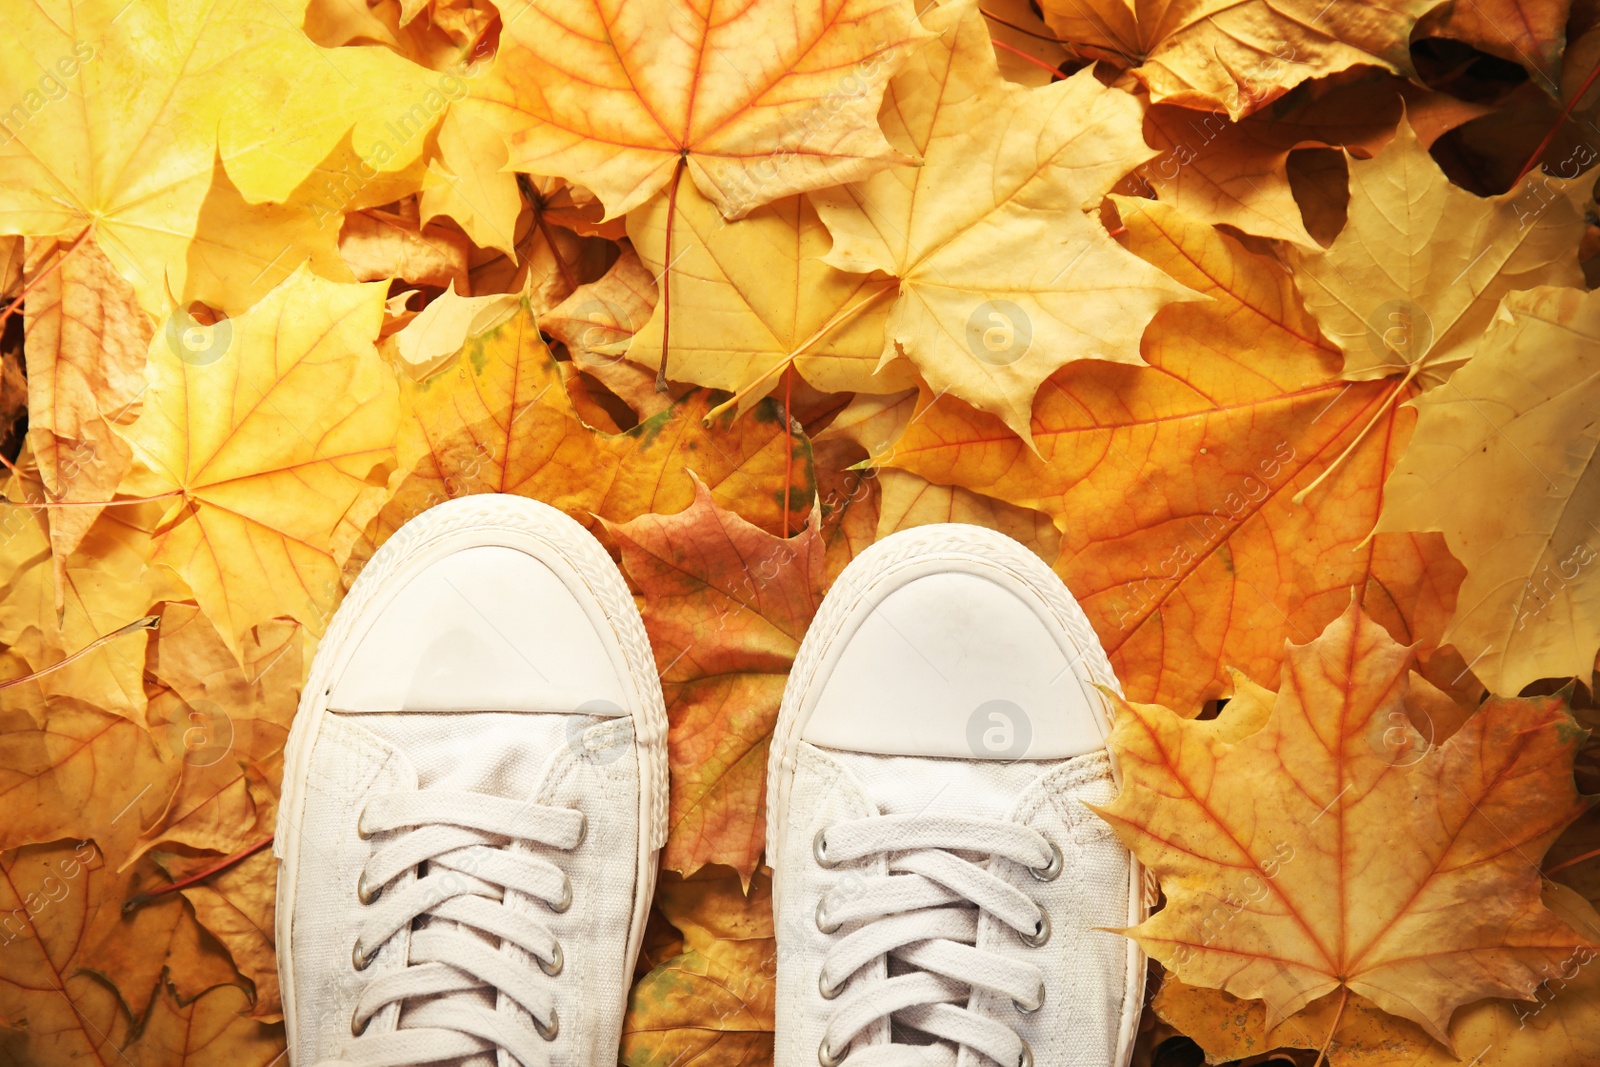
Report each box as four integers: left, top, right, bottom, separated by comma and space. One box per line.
0, 0, 1598, 1063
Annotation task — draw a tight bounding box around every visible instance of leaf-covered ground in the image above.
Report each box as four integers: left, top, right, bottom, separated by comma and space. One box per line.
1, 0, 1598, 1065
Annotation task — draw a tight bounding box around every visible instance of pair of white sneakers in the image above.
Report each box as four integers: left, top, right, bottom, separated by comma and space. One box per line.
275, 495, 1147, 1067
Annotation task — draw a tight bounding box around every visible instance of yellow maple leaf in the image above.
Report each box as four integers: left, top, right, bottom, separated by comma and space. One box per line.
0, 0, 453, 315
1292, 120, 1586, 387
116, 265, 400, 660
0, 664, 173, 860
1097, 602, 1594, 1042
812, 0, 1198, 444
623, 867, 777, 1067
1378, 284, 1600, 695
627, 180, 914, 409
0, 494, 176, 723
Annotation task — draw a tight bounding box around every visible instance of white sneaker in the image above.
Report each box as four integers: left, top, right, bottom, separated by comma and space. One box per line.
275, 495, 666, 1067
766, 525, 1147, 1067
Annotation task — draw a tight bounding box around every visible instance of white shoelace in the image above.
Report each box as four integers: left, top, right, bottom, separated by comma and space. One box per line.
812, 813, 1062, 1067
316, 791, 585, 1067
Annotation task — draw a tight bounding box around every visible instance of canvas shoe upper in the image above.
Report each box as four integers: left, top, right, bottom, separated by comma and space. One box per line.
766, 524, 1148, 1067
275, 495, 666, 1067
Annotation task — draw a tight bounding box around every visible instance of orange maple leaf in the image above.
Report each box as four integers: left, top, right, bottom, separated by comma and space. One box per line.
880, 197, 1463, 712
1095, 602, 1595, 1042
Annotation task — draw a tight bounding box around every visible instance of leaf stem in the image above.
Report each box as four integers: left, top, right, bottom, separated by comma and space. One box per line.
535, 210, 578, 294
978, 7, 1070, 43
783, 365, 794, 537
658, 156, 687, 394
121, 835, 275, 915
1514, 59, 1600, 186
0, 489, 183, 509
703, 280, 897, 424
992, 40, 1064, 81
517, 174, 580, 295
1312, 986, 1348, 1067
0, 614, 160, 691
1292, 363, 1419, 507
1545, 846, 1600, 877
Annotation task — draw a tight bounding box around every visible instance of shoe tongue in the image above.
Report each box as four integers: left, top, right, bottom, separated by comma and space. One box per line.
352, 710, 573, 797
826, 748, 1048, 821
349, 711, 577, 1065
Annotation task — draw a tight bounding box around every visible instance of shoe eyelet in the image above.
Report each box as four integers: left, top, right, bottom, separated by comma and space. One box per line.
352, 939, 375, 971
573, 812, 588, 849
813, 828, 838, 869
1028, 842, 1063, 882
815, 897, 841, 934
535, 1007, 559, 1041
539, 940, 564, 977
819, 1038, 849, 1067
549, 874, 572, 913
818, 969, 842, 1000
357, 872, 382, 905
1013, 983, 1045, 1014
1016, 1040, 1033, 1067
1018, 911, 1050, 948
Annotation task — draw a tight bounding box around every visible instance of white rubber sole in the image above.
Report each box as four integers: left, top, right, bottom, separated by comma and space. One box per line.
765, 523, 1148, 1067
273, 494, 667, 1060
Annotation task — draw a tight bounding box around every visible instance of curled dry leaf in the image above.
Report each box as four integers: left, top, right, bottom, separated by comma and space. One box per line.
175, 848, 281, 1021
339, 208, 472, 292
21, 234, 149, 569
541, 245, 657, 372
1096, 603, 1594, 1042
1035, 0, 1437, 119
131, 603, 301, 864
1131, 77, 1489, 248
1418, 0, 1572, 87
